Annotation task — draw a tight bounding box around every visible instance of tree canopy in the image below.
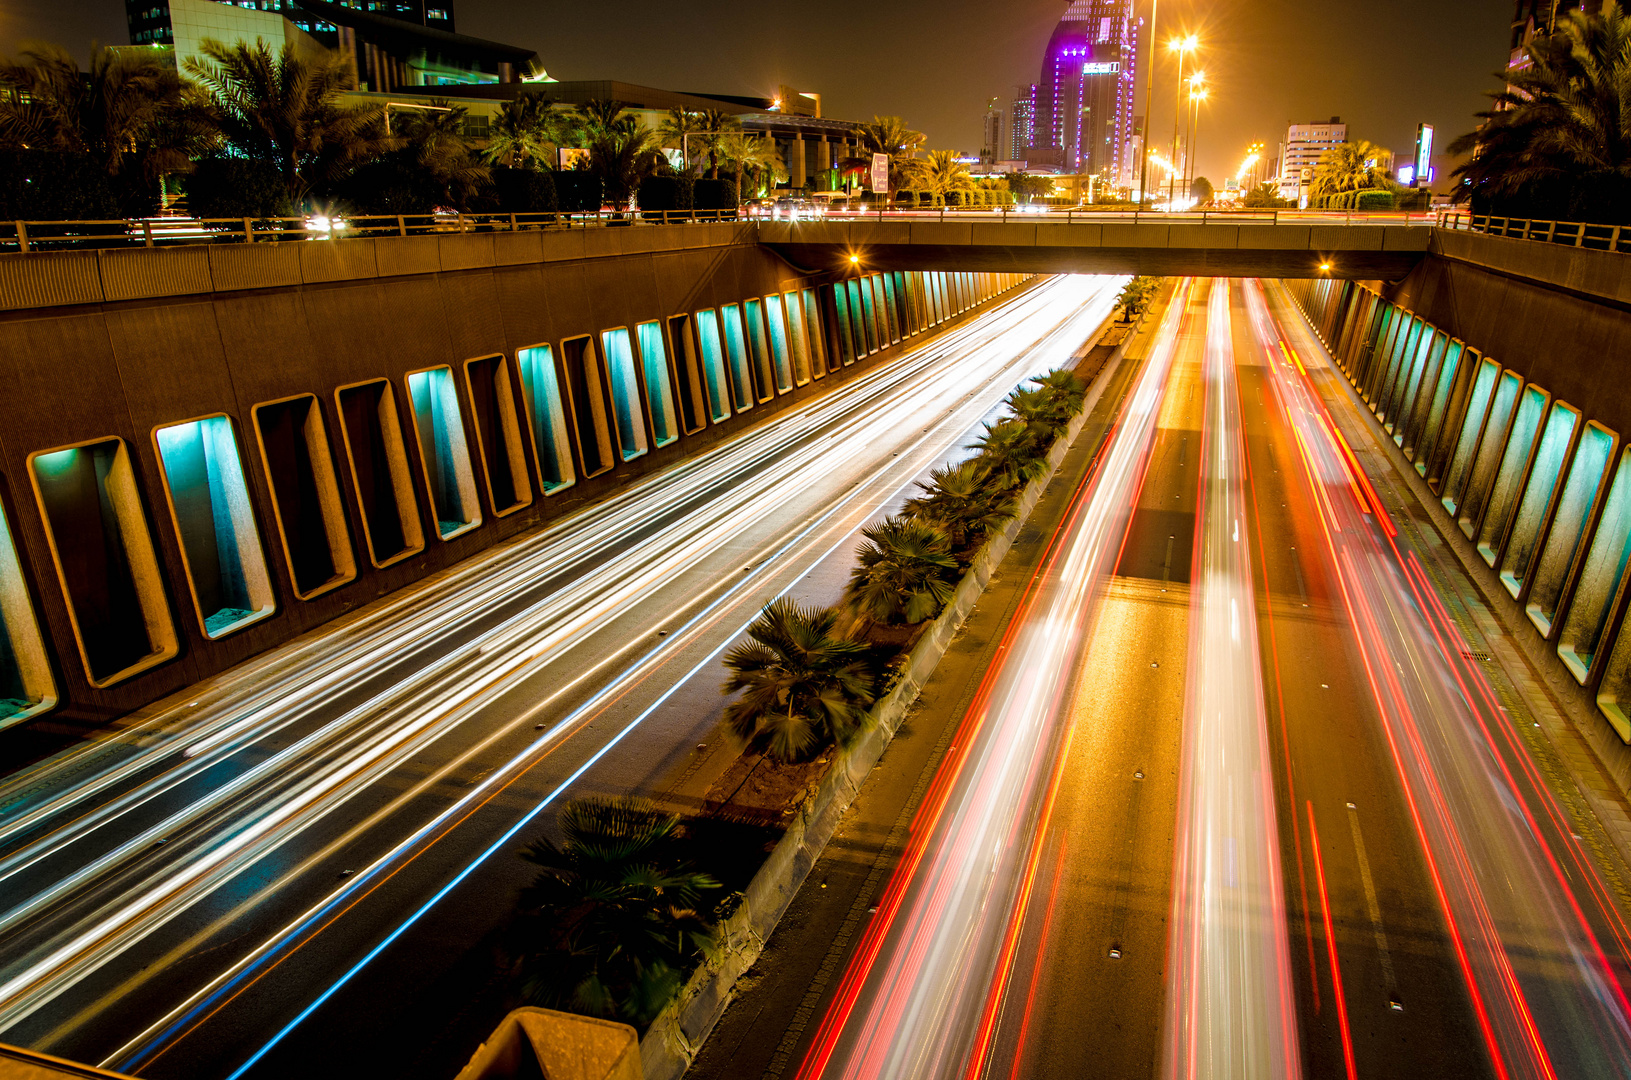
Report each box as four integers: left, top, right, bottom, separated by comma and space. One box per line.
1450, 0, 1631, 222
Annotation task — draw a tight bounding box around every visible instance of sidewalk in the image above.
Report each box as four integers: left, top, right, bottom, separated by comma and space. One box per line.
682, 300, 1164, 1080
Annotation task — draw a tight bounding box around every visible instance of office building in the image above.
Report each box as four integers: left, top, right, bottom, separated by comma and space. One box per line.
124, 0, 534, 89
1009, 87, 1036, 166
1025, 0, 1138, 178
1277, 116, 1346, 200
982, 105, 1006, 166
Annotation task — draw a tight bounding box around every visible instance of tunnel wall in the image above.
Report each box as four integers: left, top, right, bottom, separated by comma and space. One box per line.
1288, 269, 1631, 794
0, 227, 1028, 734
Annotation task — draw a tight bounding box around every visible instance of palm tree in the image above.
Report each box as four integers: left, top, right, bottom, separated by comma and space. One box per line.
394, 100, 488, 207
1450, 0, 1631, 222
484, 94, 555, 169
513, 797, 719, 1025
720, 598, 877, 761
577, 98, 631, 140
920, 149, 975, 202
657, 107, 707, 174
1005, 385, 1067, 443
903, 460, 1019, 556
857, 115, 927, 193
972, 419, 1048, 491
1029, 369, 1086, 425
1308, 139, 1394, 201
697, 108, 739, 179
588, 121, 665, 208
184, 38, 392, 205
0, 43, 214, 210
719, 132, 786, 203
846, 517, 960, 626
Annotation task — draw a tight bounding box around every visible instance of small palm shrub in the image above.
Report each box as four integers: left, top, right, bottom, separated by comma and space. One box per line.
846, 516, 959, 625
721, 598, 878, 761
512, 797, 720, 1026
903, 459, 1020, 558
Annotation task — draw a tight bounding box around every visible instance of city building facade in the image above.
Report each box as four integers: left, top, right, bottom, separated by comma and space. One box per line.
1024, 0, 1137, 179
1277, 116, 1347, 200
1008, 86, 1036, 166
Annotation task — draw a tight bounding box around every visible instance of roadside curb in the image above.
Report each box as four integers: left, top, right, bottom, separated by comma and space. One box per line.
638, 299, 1149, 1080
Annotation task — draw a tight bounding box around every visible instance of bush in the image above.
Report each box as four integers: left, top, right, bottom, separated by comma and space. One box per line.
332, 150, 441, 215
185, 156, 291, 220
693, 177, 737, 212
1354, 189, 1395, 211
554, 169, 604, 213
945, 190, 966, 207
0, 150, 121, 221
489, 166, 558, 214
637, 174, 692, 219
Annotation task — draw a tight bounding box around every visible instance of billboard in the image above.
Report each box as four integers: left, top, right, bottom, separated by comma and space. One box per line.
871, 153, 890, 194
558, 147, 589, 171
1414, 123, 1434, 186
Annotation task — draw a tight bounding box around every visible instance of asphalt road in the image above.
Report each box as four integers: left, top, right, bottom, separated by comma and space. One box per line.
704, 278, 1631, 1080
0, 273, 1128, 1080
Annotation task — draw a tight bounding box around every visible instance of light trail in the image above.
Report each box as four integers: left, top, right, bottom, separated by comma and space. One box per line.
796, 280, 1191, 1080
1248, 278, 1631, 1079
1160, 279, 1302, 1080
0, 277, 1128, 1075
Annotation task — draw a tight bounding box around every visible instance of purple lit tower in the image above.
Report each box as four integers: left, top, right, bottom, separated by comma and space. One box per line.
1028, 0, 1138, 183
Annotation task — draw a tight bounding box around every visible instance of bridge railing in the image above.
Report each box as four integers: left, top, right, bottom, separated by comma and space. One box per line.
0, 208, 752, 254
0, 205, 1435, 255
1436, 209, 1631, 253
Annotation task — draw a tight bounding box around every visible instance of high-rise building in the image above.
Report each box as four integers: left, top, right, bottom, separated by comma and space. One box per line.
982, 105, 1006, 166
1009, 86, 1036, 164
1277, 117, 1347, 200
1025, 0, 1137, 179
126, 0, 455, 49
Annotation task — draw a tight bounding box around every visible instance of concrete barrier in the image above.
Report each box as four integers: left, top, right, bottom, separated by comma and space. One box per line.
637, 306, 1146, 1080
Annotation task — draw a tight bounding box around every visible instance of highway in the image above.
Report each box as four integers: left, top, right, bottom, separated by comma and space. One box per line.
788, 278, 1631, 1079
0, 274, 1126, 1079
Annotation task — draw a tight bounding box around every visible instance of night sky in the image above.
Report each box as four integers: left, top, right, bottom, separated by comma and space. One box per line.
2, 0, 1506, 186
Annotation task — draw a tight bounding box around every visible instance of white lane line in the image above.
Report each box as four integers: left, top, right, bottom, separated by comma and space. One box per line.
1345, 801, 1400, 1001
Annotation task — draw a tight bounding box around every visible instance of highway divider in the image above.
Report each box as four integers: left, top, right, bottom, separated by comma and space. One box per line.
638, 295, 1154, 1080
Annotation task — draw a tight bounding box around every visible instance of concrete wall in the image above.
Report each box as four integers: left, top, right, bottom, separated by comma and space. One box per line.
0, 225, 1026, 731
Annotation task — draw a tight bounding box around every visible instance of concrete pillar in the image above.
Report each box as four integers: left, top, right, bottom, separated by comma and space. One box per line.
790, 137, 807, 191
816, 137, 831, 176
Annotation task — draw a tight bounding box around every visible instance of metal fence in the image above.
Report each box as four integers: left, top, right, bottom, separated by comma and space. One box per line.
0, 205, 1442, 255
1436, 210, 1631, 254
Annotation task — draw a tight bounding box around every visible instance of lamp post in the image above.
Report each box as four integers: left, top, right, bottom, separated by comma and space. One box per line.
1137, 0, 1159, 207
1185, 77, 1207, 199
1166, 34, 1198, 209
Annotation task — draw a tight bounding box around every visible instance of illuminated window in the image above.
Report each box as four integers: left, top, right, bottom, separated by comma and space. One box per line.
635, 321, 680, 447
0, 494, 56, 727
29, 438, 179, 685
742, 299, 776, 401
252, 395, 357, 599
463, 355, 534, 516
693, 310, 733, 423
662, 315, 708, 434
1528, 422, 1615, 634
515, 346, 577, 494
781, 291, 812, 386
335, 379, 425, 566
720, 304, 755, 410
153, 415, 276, 638
405, 367, 482, 538
559, 336, 617, 477
1560, 448, 1631, 684
600, 328, 650, 461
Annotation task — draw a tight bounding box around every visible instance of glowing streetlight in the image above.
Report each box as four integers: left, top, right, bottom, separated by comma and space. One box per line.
1167, 34, 1200, 209
1184, 73, 1208, 196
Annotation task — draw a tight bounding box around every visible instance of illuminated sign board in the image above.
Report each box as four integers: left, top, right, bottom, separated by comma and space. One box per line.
1082, 62, 1121, 75
1414, 123, 1434, 185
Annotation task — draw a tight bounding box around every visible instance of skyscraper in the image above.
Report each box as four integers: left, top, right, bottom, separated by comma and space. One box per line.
1009, 87, 1037, 165
1026, 0, 1137, 179
125, 0, 455, 49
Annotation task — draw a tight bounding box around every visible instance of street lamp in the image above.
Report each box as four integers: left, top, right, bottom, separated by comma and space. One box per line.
1137, 0, 1160, 207
1167, 34, 1199, 209
1185, 76, 1208, 198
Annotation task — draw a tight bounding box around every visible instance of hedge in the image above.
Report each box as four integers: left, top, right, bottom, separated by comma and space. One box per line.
693, 178, 738, 212
186, 155, 291, 219
638, 174, 693, 219
553, 170, 604, 213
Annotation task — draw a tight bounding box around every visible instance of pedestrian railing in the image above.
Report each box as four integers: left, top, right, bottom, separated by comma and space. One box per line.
1436, 210, 1631, 254
0, 205, 1438, 255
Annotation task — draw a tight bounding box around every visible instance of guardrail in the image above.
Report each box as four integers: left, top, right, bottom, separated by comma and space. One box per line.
1436, 210, 1631, 254
0, 205, 1438, 255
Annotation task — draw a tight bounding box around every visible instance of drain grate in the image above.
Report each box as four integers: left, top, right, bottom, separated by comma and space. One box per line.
1461, 649, 1493, 663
